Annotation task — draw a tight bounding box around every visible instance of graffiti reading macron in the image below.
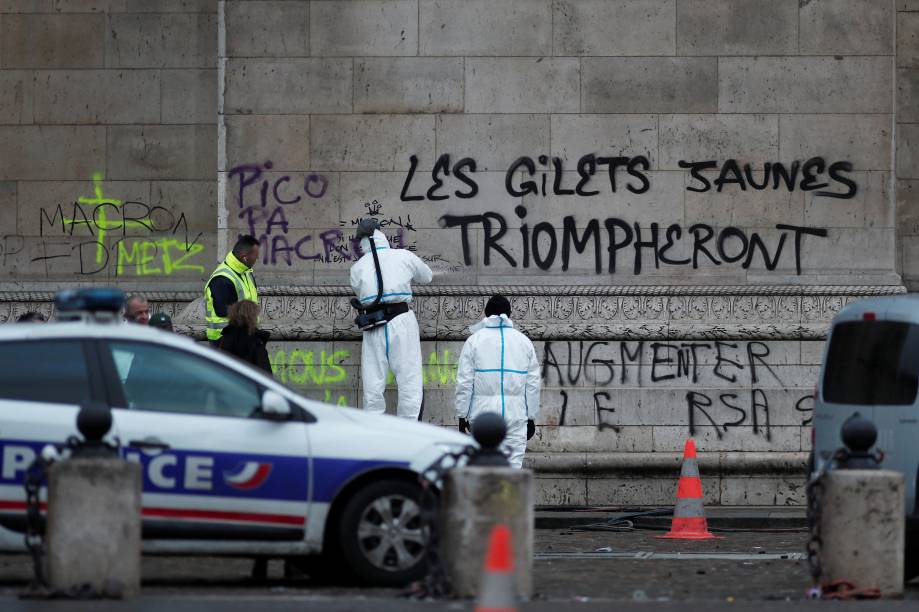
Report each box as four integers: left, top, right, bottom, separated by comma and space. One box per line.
34, 173, 206, 276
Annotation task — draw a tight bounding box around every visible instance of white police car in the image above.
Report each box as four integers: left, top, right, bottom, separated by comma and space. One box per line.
0, 290, 472, 586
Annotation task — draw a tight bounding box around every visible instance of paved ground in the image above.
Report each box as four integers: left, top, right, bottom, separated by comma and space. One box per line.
4, 599, 919, 612
535, 506, 806, 530
0, 528, 916, 610
534, 528, 814, 601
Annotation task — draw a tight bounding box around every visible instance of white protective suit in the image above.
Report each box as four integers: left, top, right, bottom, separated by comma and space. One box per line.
350, 230, 433, 419
454, 314, 541, 468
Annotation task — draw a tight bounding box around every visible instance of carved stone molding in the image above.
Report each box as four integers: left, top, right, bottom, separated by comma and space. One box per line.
0, 285, 905, 341
249, 284, 907, 297
193, 322, 829, 341
0, 284, 905, 303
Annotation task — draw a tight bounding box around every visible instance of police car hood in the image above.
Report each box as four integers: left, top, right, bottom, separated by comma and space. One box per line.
327, 408, 475, 472
337, 407, 471, 446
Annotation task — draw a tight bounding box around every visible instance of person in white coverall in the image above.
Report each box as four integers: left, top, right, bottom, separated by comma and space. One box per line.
350, 225, 433, 419
454, 295, 541, 468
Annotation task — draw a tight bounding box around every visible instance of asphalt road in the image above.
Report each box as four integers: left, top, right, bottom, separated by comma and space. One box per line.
4, 599, 919, 612
1, 529, 916, 610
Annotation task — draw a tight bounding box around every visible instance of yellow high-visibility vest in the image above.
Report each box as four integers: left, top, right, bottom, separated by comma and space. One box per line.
204, 252, 258, 341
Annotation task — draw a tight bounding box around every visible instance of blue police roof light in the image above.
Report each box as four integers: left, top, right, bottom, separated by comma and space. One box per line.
54, 288, 125, 319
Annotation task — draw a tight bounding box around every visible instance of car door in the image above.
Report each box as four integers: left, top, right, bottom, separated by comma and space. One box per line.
97, 339, 311, 542
0, 339, 107, 534
877, 321, 919, 514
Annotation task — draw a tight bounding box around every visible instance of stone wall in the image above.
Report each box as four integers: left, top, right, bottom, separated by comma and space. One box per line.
0, 1, 912, 506
1, 282, 904, 505
214, 0, 902, 504
0, 0, 217, 288
222, 0, 898, 288
899, 0, 919, 290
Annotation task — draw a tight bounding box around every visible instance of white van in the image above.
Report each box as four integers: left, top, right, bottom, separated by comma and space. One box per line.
812, 295, 919, 580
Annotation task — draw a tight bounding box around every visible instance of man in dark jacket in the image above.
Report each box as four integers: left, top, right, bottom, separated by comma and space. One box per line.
204, 235, 259, 345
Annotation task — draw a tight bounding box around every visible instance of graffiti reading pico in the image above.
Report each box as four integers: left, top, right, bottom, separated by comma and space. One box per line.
229, 161, 417, 266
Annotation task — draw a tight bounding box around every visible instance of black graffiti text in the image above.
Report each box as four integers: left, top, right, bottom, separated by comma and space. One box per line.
440, 212, 827, 276
401, 154, 858, 202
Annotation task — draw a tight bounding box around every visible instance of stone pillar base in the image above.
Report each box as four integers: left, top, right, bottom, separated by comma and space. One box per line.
820, 470, 904, 597
441, 466, 534, 599
46, 458, 142, 598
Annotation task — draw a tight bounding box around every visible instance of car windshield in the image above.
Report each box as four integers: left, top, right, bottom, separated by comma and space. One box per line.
823, 321, 919, 405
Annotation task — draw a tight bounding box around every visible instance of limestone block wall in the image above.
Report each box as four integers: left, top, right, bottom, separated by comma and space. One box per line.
221, 0, 898, 288
270, 332, 820, 506
0, 1, 913, 506
239, 284, 901, 505
0, 0, 217, 288
1, 282, 903, 505
899, 1, 919, 290
213, 0, 902, 504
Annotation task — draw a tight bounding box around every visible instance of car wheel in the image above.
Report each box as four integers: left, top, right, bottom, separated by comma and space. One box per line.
337, 479, 428, 586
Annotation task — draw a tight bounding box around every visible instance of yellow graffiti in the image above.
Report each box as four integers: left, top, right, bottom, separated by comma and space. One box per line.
387, 350, 458, 385
270, 347, 457, 408
67, 173, 150, 265
116, 238, 205, 276
323, 389, 349, 407
424, 350, 457, 385
271, 349, 348, 386
62, 173, 204, 276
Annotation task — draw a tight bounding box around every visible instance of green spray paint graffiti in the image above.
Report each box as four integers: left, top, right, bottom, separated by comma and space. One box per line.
32, 172, 206, 276
68, 172, 151, 265
270, 348, 350, 406
387, 350, 458, 386
270, 347, 459, 407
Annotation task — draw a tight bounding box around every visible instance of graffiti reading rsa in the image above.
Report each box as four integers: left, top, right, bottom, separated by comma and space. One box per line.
540, 340, 814, 441
277, 341, 813, 444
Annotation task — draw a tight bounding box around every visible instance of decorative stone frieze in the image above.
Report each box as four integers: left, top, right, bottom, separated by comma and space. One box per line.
2, 285, 904, 342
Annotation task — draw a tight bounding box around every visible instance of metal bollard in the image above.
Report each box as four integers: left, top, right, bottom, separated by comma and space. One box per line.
817, 414, 904, 598
45, 402, 142, 598
440, 413, 534, 599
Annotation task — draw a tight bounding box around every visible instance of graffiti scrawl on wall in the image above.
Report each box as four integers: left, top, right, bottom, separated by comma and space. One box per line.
25, 173, 205, 276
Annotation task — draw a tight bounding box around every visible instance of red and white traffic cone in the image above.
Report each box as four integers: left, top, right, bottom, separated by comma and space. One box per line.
474, 524, 518, 612
658, 438, 721, 540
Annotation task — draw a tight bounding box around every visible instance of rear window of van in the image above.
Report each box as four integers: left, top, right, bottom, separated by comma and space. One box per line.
823, 321, 919, 405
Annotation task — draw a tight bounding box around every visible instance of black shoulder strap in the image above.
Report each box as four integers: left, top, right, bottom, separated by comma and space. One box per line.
368, 236, 384, 308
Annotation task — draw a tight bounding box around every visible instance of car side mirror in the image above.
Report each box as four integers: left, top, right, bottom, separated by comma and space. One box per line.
261, 389, 291, 420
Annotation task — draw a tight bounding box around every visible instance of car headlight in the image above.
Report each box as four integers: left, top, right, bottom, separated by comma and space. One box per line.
435, 441, 476, 455
410, 441, 475, 476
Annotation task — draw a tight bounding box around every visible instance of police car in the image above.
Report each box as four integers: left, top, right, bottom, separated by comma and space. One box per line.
0, 290, 472, 586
